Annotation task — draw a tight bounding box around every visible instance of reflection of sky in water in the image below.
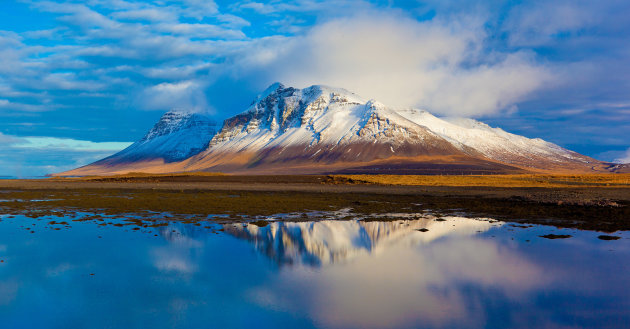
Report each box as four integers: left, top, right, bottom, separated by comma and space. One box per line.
0, 214, 628, 329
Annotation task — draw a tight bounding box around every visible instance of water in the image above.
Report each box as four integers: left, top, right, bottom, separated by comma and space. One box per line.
0, 213, 628, 329
0, 176, 48, 179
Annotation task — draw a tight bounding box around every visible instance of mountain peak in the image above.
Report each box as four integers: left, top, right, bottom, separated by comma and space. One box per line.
265, 82, 285, 91
60, 84, 604, 176
255, 82, 287, 102
255, 83, 363, 104
142, 110, 213, 142
97, 109, 218, 164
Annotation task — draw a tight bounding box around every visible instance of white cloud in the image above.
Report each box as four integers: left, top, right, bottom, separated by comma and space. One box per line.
0, 132, 20, 144
615, 148, 630, 164
504, 1, 598, 47
36, 2, 120, 29
142, 62, 214, 80
0, 132, 126, 150
237, 0, 373, 15
14, 137, 132, 152
234, 13, 551, 117
179, 0, 219, 19
0, 0, 251, 120
238, 2, 275, 14
137, 81, 210, 112
40, 72, 105, 91
154, 23, 245, 39
0, 132, 132, 177
0, 99, 48, 112
112, 8, 179, 22
0, 132, 130, 152
217, 14, 251, 28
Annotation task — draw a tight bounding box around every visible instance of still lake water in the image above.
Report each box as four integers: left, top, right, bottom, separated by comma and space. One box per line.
0, 213, 628, 329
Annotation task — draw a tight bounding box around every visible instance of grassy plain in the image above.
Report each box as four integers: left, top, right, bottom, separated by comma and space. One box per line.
1, 173, 629, 231
330, 174, 630, 188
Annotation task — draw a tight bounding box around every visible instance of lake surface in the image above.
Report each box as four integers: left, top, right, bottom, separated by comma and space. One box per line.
0, 212, 628, 329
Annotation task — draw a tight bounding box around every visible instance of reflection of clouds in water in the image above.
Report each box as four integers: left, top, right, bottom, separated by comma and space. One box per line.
151, 225, 205, 274
0, 214, 626, 328
152, 251, 198, 274
145, 217, 550, 328
0, 280, 19, 306
235, 218, 546, 329
45, 263, 77, 277
254, 239, 545, 329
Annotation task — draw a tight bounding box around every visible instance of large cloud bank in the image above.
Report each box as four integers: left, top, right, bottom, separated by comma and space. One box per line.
232, 13, 551, 116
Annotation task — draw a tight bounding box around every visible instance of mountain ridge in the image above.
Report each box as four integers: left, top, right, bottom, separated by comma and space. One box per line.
69, 110, 217, 174
59, 83, 611, 176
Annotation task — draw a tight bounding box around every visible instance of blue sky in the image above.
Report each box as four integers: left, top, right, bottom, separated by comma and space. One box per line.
1, 0, 629, 176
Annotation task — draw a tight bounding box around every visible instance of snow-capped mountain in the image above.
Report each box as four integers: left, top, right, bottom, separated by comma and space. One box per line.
133, 110, 217, 161
180, 83, 596, 174
395, 109, 590, 168
65, 110, 217, 175
60, 83, 606, 176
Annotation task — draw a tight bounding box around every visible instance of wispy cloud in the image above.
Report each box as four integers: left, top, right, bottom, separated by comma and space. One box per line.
0, 132, 131, 177
503, 1, 598, 47
136, 80, 209, 112
0, 0, 250, 115
3, 0, 629, 117
13, 136, 131, 152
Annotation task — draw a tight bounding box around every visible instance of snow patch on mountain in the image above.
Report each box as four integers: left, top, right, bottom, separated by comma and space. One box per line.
395, 109, 585, 164
105, 110, 217, 163
206, 84, 446, 155
200, 83, 589, 169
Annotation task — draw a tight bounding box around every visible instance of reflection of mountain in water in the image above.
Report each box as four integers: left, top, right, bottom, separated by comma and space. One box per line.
223, 217, 496, 267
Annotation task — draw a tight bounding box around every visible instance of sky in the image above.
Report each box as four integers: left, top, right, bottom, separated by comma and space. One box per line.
0, 0, 629, 177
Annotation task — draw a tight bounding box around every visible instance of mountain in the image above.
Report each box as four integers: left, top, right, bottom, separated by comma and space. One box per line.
60, 83, 609, 176
64, 110, 217, 176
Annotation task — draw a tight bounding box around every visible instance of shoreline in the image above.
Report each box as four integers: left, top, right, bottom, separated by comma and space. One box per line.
0, 175, 629, 232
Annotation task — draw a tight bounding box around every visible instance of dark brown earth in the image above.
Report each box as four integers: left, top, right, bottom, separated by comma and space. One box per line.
0, 175, 629, 232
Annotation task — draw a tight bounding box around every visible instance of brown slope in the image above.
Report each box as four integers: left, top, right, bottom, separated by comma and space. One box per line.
176, 139, 525, 175
58, 158, 183, 177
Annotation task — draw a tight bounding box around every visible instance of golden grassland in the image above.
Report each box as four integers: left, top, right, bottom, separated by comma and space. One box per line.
61, 171, 228, 180
49, 171, 630, 188
2, 173, 630, 231
55, 171, 630, 188
332, 174, 630, 188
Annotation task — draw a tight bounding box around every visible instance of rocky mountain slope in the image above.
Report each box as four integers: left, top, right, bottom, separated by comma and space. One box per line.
64, 110, 216, 175
60, 83, 608, 176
